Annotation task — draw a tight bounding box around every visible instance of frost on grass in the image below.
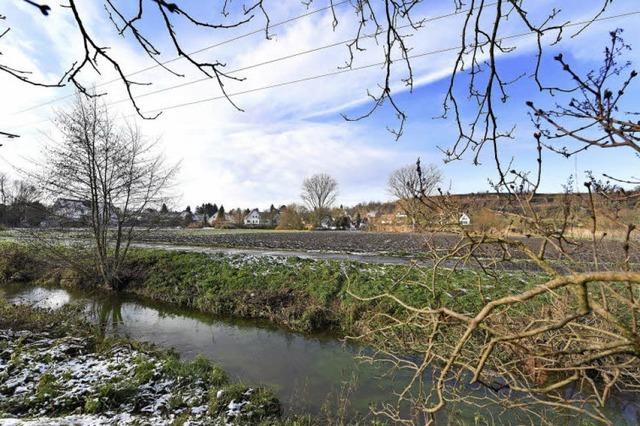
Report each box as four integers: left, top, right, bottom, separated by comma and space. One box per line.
0, 330, 280, 425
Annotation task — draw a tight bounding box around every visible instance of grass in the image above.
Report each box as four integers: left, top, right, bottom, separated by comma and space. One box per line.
122, 248, 550, 334
0, 241, 551, 336
0, 295, 91, 338
0, 243, 574, 424
163, 354, 229, 387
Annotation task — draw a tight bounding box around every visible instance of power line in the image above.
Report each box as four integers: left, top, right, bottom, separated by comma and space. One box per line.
14, 0, 352, 114
106, 2, 499, 107
7, 9, 639, 130
134, 10, 640, 116
8, 1, 496, 126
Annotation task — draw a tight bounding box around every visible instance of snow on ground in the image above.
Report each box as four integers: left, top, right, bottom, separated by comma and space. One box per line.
0, 330, 275, 425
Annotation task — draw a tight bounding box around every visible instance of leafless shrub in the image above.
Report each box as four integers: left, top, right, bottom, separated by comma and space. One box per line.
30, 95, 178, 290
348, 30, 640, 425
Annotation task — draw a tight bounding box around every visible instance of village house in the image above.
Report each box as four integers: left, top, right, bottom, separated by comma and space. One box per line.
52, 198, 91, 221
243, 208, 278, 226
244, 209, 261, 225
459, 212, 471, 226
51, 198, 120, 225
208, 212, 234, 226
319, 216, 334, 230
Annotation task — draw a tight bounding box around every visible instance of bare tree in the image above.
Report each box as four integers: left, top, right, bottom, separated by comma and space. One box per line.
388, 160, 442, 228
35, 95, 177, 290
0, 173, 9, 205
0, 174, 45, 227
301, 173, 339, 221
1, 0, 273, 139
347, 30, 640, 425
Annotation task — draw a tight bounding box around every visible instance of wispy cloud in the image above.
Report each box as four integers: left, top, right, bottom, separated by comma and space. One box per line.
1, 0, 638, 207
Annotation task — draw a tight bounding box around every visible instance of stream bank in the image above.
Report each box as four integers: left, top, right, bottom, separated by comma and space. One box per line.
0, 300, 281, 425
2, 242, 639, 424
0, 241, 547, 336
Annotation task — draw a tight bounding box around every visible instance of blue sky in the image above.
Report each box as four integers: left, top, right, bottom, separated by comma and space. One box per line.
1, 0, 639, 209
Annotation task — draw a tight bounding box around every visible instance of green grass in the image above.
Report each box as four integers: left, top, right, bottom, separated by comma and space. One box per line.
163, 354, 229, 387
0, 297, 92, 338
123, 248, 550, 334
0, 240, 551, 335
208, 384, 280, 419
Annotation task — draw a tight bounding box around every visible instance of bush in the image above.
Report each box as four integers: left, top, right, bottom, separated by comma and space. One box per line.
0, 243, 43, 283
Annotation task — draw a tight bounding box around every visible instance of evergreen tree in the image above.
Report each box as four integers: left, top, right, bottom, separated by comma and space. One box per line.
196, 203, 218, 217
216, 205, 225, 220
160, 203, 169, 214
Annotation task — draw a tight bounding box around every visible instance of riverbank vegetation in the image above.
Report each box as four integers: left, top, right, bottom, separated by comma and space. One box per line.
0, 241, 558, 424
348, 32, 640, 425
0, 241, 549, 337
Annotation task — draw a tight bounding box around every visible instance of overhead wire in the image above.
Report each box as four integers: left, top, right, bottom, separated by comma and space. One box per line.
14, 0, 352, 114
106, 2, 497, 107
6, 1, 496, 129
95, 10, 640, 117
6, 9, 639, 130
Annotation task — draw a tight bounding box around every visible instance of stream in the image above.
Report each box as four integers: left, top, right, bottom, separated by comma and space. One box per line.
2, 283, 639, 424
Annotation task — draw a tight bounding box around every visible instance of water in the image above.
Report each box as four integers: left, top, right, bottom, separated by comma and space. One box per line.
2, 284, 639, 424
0, 284, 406, 419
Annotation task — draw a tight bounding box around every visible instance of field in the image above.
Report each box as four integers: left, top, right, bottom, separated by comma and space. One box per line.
3, 227, 636, 267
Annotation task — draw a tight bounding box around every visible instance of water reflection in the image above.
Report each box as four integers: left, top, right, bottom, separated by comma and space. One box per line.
2, 284, 638, 424
89, 297, 124, 337
4, 286, 71, 309
1, 284, 384, 417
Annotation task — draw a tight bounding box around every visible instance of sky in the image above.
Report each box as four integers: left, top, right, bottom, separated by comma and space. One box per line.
0, 0, 639, 210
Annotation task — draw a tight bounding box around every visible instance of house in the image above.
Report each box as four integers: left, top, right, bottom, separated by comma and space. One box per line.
394, 212, 409, 224
320, 216, 334, 229
244, 209, 262, 225
208, 212, 233, 226
52, 198, 91, 220
459, 213, 471, 226
52, 198, 120, 224
243, 208, 277, 226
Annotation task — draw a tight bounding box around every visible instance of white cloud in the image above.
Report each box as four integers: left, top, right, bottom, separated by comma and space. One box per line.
1, 0, 638, 208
